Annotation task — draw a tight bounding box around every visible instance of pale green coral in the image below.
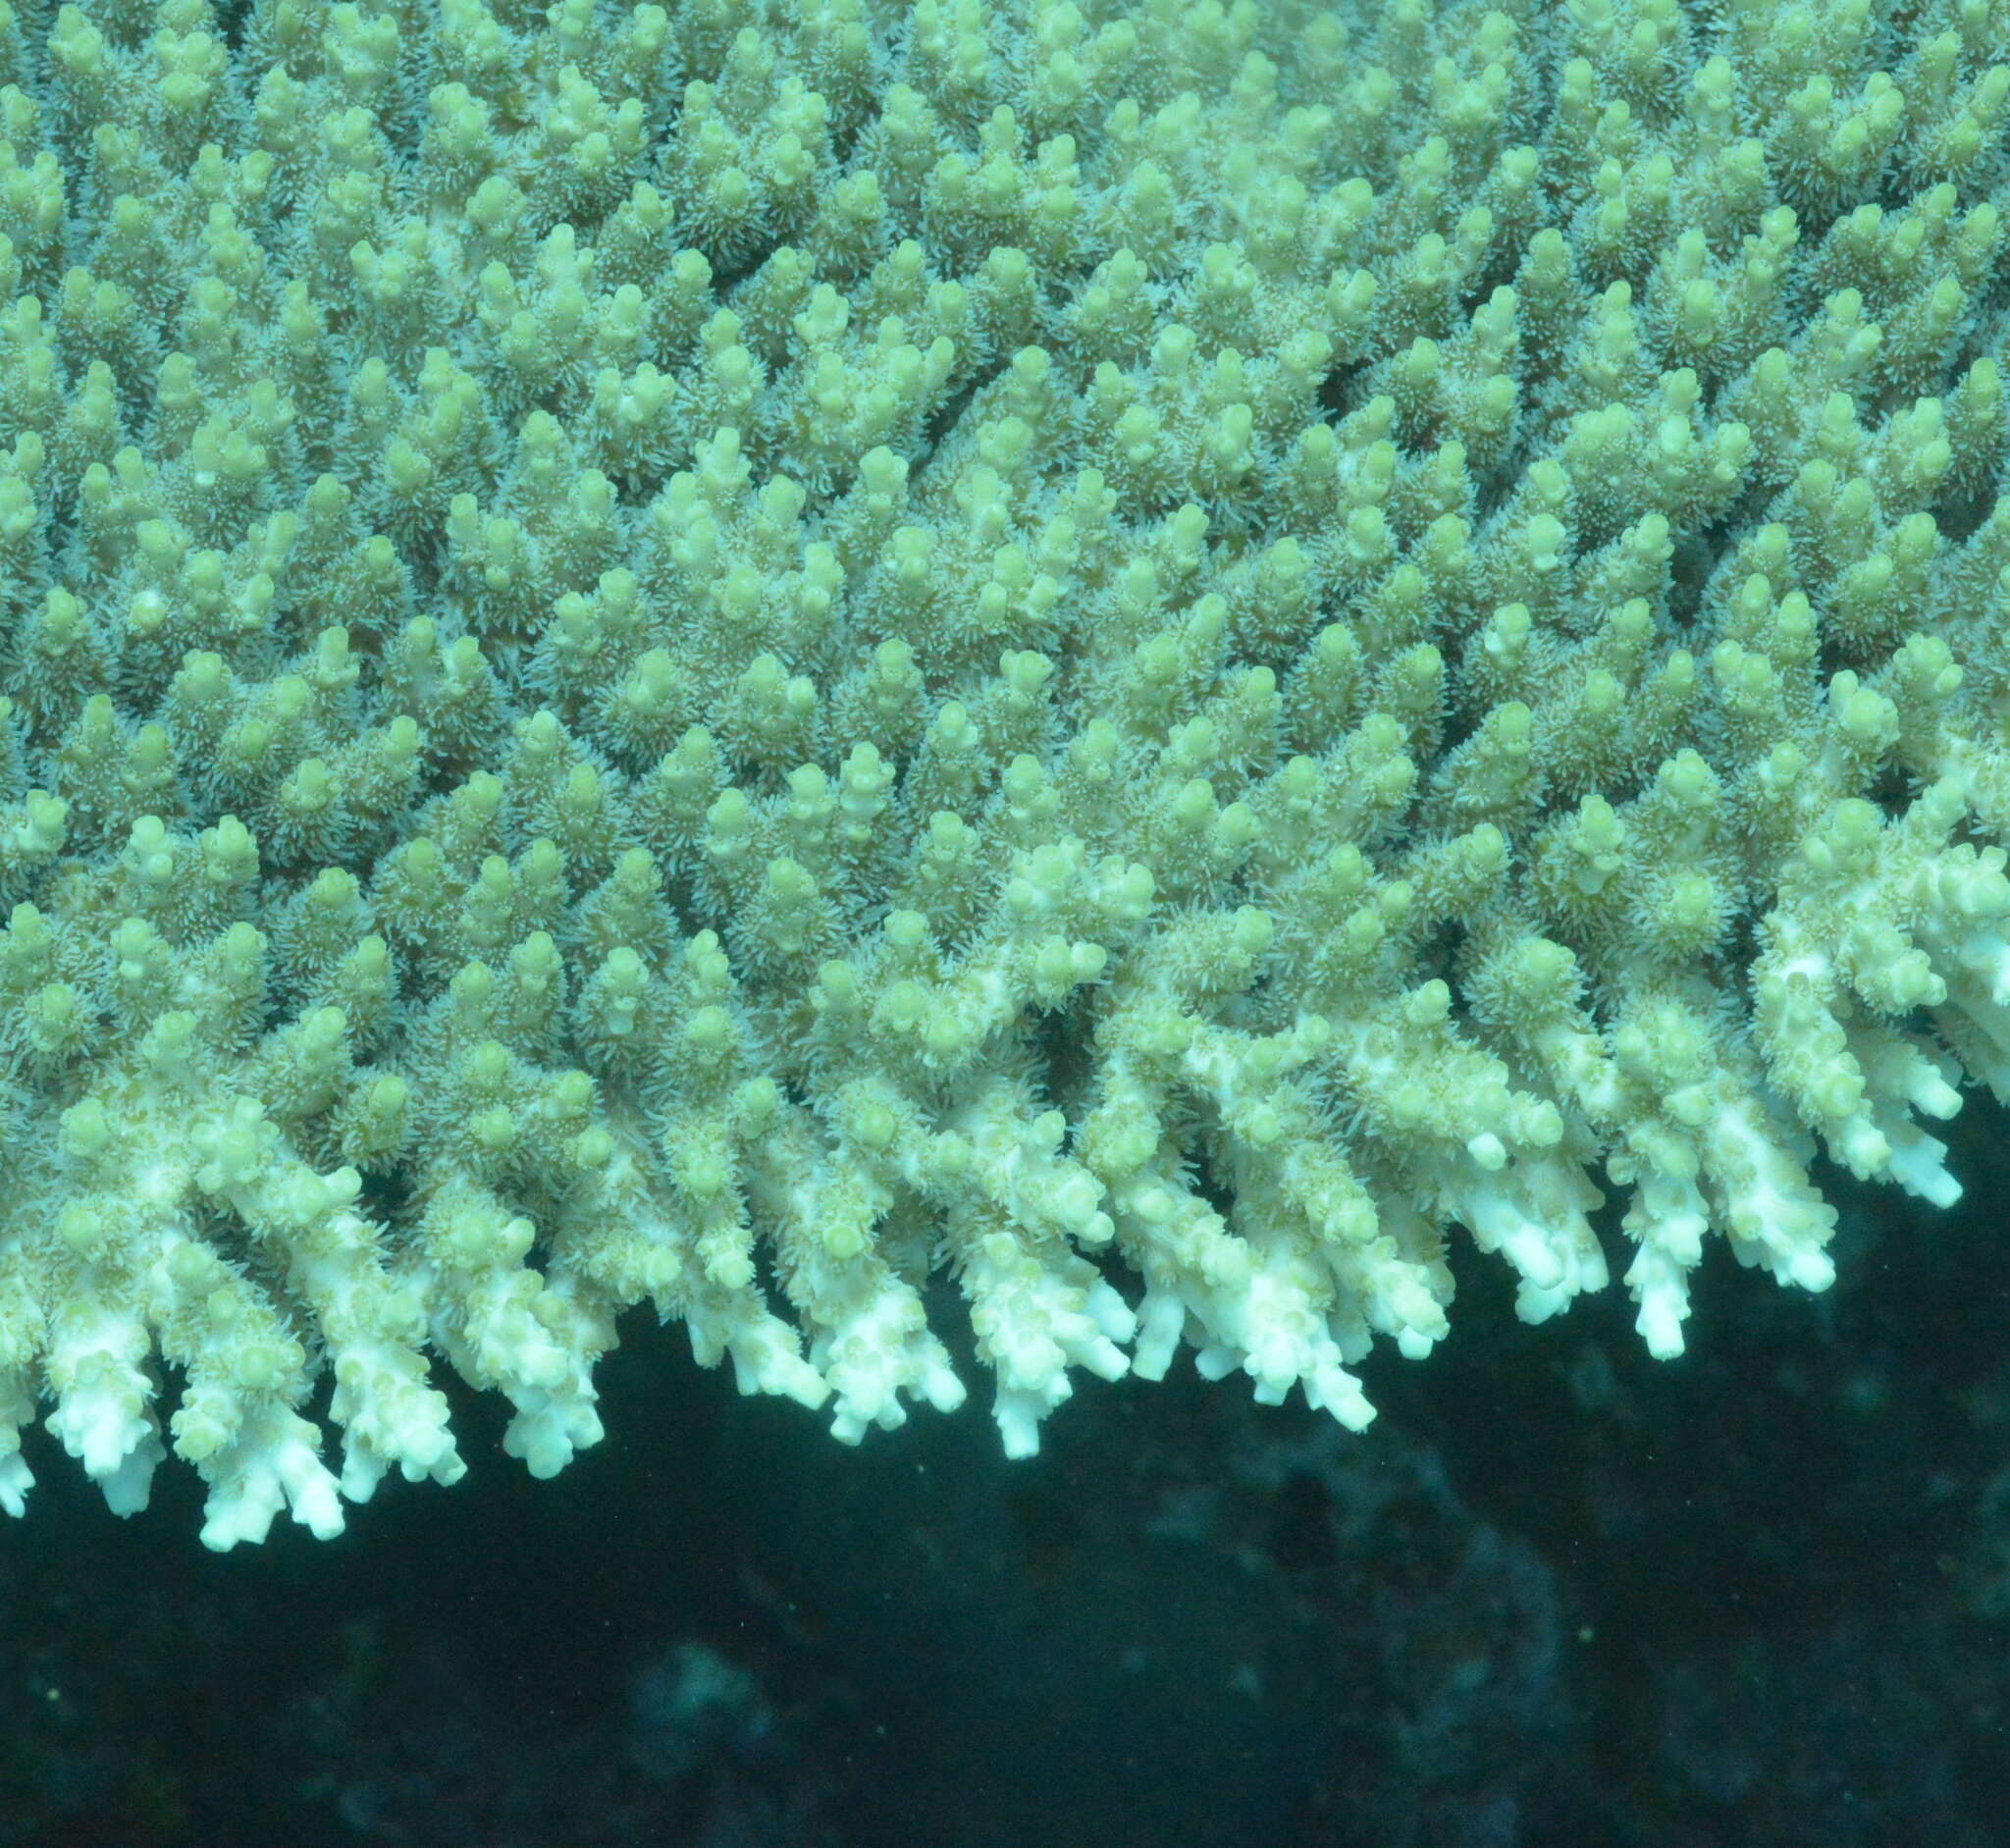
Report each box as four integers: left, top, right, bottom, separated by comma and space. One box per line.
0, 0, 2008, 1545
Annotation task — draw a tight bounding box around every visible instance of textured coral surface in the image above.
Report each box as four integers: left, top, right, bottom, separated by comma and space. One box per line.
2, 0, 2009, 1544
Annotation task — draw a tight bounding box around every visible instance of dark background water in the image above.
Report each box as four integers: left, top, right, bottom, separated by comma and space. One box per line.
4, 1109, 2008, 1848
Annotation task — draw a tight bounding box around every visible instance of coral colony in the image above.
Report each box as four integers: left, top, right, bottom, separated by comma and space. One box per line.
0, 0, 2007, 1544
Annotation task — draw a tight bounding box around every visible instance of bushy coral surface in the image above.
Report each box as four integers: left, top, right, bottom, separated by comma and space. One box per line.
1, 0, 2008, 1544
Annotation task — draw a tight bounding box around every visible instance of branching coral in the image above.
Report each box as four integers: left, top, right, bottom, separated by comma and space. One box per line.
0, 0, 2008, 1545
